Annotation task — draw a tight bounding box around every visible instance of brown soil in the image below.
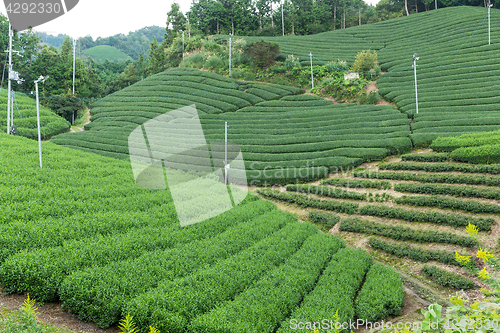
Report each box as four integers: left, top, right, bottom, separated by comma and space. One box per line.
0, 291, 118, 333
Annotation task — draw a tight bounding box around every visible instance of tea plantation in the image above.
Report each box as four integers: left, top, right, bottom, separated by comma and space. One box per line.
0, 133, 403, 332
51, 67, 412, 184
0, 89, 70, 139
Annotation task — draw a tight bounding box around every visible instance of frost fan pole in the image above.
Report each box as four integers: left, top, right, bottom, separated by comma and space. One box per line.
224, 121, 228, 185
229, 34, 232, 77
34, 76, 47, 169
488, 0, 492, 45
282, 1, 285, 36
413, 53, 419, 114
309, 53, 314, 89
6, 24, 12, 134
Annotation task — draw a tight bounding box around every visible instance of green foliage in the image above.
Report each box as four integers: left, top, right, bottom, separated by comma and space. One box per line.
422, 265, 476, 290
118, 314, 139, 333
354, 169, 500, 187
355, 263, 404, 322
276, 248, 374, 333
258, 189, 359, 214
368, 237, 472, 267
350, 49, 378, 75
394, 182, 500, 201
244, 40, 280, 69
190, 233, 345, 333
339, 217, 477, 247
401, 153, 450, 163
395, 194, 500, 215
321, 177, 391, 190
431, 130, 500, 152
379, 161, 500, 174
358, 204, 493, 231
286, 184, 367, 201
82, 45, 133, 63
451, 144, 500, 164
309, 211, 340, 229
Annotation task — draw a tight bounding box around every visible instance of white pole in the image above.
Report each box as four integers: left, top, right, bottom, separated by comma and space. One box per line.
6, 24, 12, 134
72, 38, 76, 96
282, 1, 285, 36
224, 121, 228, 185
310, 52, 314, 89
35, 80, 42, 168
229, 34, 232, 77
488, 1, 491, 45
435, 0, 437, 9
413, 54, 419, 114
11, 92, 14, 128
182, 30, 185, 63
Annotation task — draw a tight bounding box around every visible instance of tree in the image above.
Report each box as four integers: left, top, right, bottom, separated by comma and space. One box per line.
244, 40, 280, 68
350, 49, 377, 75
166, 2, 187, 42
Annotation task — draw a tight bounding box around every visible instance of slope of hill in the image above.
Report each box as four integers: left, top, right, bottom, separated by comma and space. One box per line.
230, 7, 500, 143
0, 133, 403, 331
51, 67, 412, 184
82, 45, 133, 63
0, 89, 70, 139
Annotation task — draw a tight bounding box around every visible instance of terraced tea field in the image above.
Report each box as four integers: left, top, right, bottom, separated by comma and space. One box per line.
51, 67, 412, 184
259, 151, 500, 299
0, 89, 70, 139
0, 133, 403, 332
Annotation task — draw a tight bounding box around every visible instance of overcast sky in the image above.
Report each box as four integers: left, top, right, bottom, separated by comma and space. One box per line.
0, 0, 379, 40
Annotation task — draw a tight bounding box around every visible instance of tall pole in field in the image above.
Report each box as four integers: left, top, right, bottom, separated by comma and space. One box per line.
72, 38, 76, 96
224, 121, 228, 185
309, 52, 314, 89
229, 34, 232, 77
488, 0, 492, 45
435, 0, 437, 9
282, 1, 285, 36
35, 76, 46, 169
6, 24, 12, 134
413, 53, 419, 114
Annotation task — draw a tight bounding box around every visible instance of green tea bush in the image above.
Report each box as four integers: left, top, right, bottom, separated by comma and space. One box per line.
394, 182, 500, 200
309, 210, 340, 228
286, 184, 366, 201
368, 237, 471, 267
321, 177, 391, 190
379, 161, 500, 174
395, 194, 500, 215
276, 248, 373, 333
358, 204, 493, 231
422, 265, 475, 290
401, 153, 450, 163
355, 263, 404, 322
451, 144, 500, 164
339, 218, 477, 247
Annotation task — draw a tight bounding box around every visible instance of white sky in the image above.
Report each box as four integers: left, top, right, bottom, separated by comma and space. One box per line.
0, 0, 379, 40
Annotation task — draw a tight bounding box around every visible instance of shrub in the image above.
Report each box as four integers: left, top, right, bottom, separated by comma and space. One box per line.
309, 211, 340, 228
367, 91, 381, 104
451, 144, 500, 164
322, 177, 391, 190
422, 265, 475, 290
350, 49, 378, 75
395, 194, 500, 215
379, 161, 500, 174
401, 152, 450, 162
286, 184, 367, 201
243, 40, 280, 69
394, 182, 500, 200
355, 263, 404, 322
339, 217, 477, 247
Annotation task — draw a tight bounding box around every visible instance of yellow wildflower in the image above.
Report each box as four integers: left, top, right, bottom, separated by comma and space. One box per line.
478, 267, 491, 279
477, 248, 494, 263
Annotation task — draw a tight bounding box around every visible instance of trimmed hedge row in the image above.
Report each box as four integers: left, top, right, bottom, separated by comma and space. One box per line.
309, 211, 340, 229
451, 144, 500, 164
339, 217, 477, 247
321, 178, 391, 190
430, 130, 500, 152
395, 195, 500, 215
189, 233, 345, 333
422, 265, 475, 290
401, 153, 450, 163
394, 182, 500, 201
379, 162, 500, 174
353, 170, 500, 187
0, 200, 275, 302
358, 204, 493, 231
355, 263, 404, 322
59, 209, 293, 328
276, 248, 373, 333
368, 237, 469, 267
257, 190, 359, 214
122, 222, 318, 332
286, 184, 366, 201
